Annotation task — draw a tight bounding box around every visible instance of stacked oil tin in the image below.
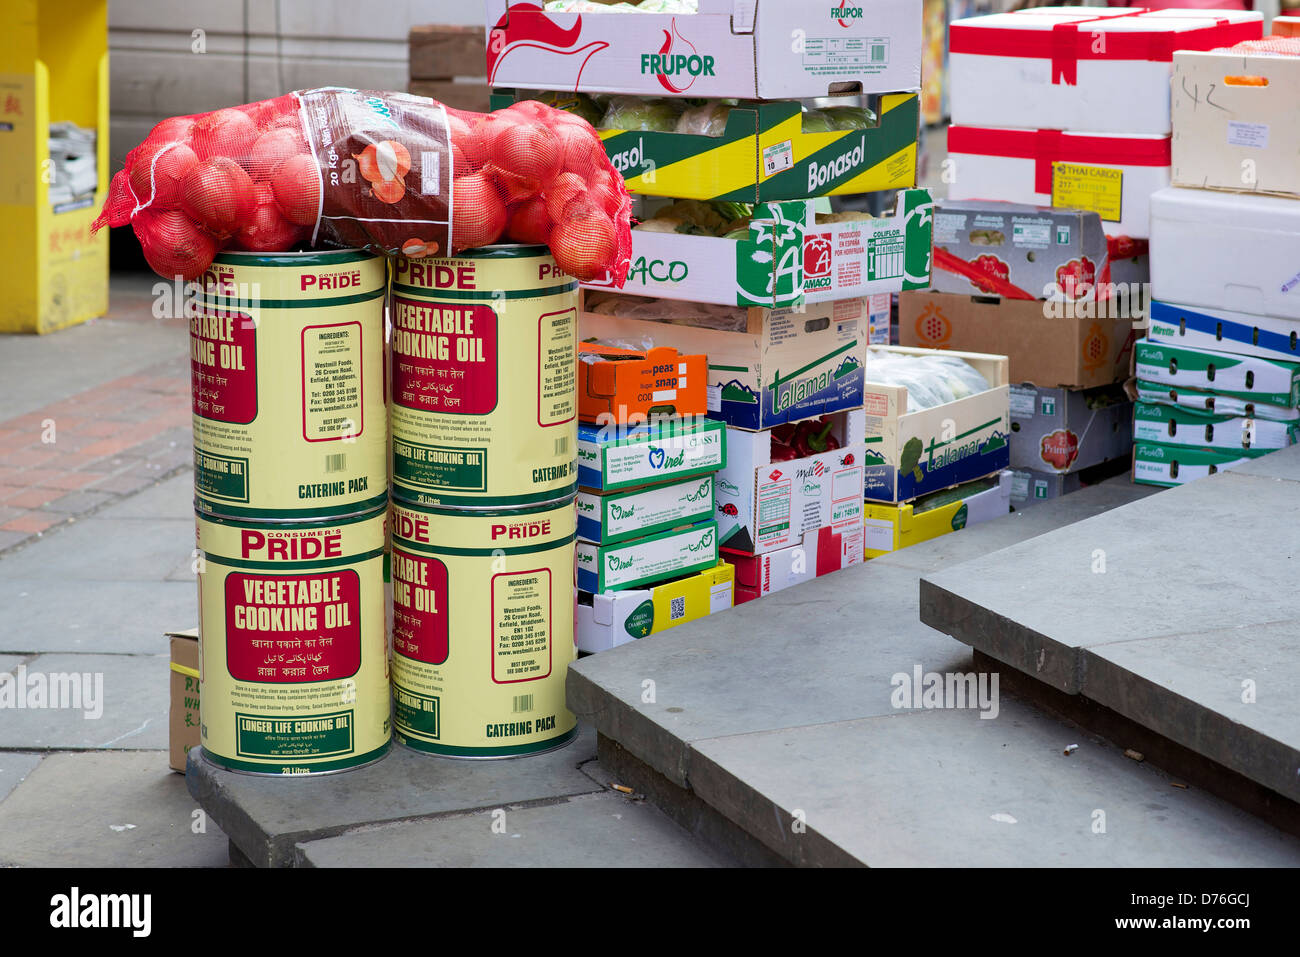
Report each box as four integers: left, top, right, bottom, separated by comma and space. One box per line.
191, 249, 391, 775
387, 246, 580, 758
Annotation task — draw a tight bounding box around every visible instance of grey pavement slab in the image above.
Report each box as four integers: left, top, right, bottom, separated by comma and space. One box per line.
296, 791, 733, 868
106, 472, 195, 521
0, 580, 196, 654
0, 655, 25, 674
0, 750, 228, 867
0, 752, 43, 804
920, 468, 1300, 802
1227, 444, 1300, 481
0, 517, 195, 582
688, 699, 1300, 868
188, 723, 606, 867
0, 653, 169, 750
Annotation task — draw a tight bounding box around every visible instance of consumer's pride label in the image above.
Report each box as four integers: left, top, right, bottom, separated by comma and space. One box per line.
576, 522, 718, 592
1052, 163, 1123, 223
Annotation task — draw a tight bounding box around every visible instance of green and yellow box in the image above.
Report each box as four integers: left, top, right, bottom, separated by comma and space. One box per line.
576, 560, 734, 654
862, 471, 1011, 558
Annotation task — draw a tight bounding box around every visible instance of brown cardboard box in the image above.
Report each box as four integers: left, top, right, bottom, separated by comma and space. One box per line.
168, 629, 199, 773
899, 290, 1139, 390
408, 25, 489, 113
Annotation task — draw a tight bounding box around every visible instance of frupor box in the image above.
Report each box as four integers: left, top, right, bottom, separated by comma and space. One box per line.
581, 295, 867, 431
862, 346, 1011, 504
577, 474, 714, 545
946, 126, 1170, 240
1134, 380, 1300, 425
715, 410, 865, 555
485, 0, 922, 101
729, 523, 864, 604
576, 416, 726, 492
582, 190, 934, 309
1134, 340, 1300, 408
949, 7, 1261, 135
1009, 384, 1133, 474
1132, 441, 1269, 488
863, 470, 1010, 558
1149, 186, 1300, 321
168, 629, 200, 773
578, 342, 707, 424
899, 291, 1137, 390
576, 560, 734, 654
1172, 47, 1300, 200
1147, 300, 1300, 366
576, 520, 718, 593
928, 200, 1108, 300
1132, 401, 1297, 453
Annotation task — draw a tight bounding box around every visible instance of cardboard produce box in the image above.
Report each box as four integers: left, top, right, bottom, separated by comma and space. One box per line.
582, 190, 934, 308
408, 24, 490, 113
728, 523, 863, 604
1009, 467, 1085, 507
576, 560, 733, 654
578, 342, 707, 424
576, 521, 718, 593
1150, 186, 1300, 321
1134, 380, 1300, 425
577, 474, 714, 545
1134, 340, 1300, 408
485, 0, 922, 100
1009, 384, 1132, 474
1132, 441, 1269, 488
1146, 300, 1300, 366
576, 416, 725, 491
1172, 48, 1300, 199
949, 8, 1261, 135
863, 470, 1010, 558
929, 200, 1108, 300
946, 126, 1170, 239
581, 295, 867, 431
1103, 237, 1149, 289
1133, 401, 1297, 453
715, 410, 865, 555
168, 629, 200, 773
900, 291, 1137, 389
862, 345, 1011, 503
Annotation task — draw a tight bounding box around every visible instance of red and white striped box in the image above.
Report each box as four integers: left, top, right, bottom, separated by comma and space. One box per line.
949, 7, 1261, 135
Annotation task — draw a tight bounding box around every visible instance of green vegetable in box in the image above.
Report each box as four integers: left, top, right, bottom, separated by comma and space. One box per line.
600, 96, 683, 133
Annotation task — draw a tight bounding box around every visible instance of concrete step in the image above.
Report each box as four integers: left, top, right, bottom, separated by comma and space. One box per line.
567, 479, 1300, 866
920, 448, 1300, 806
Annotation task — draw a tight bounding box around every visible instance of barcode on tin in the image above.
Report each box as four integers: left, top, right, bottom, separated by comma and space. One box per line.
669, 596, 686, 621
871, 44, 886, 62
325, 453, 347, 473
554, 435, 569, 456
512, 694, 534, 713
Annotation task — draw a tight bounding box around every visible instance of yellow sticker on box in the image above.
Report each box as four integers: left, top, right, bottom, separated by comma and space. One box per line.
1051, 163, 1123, 223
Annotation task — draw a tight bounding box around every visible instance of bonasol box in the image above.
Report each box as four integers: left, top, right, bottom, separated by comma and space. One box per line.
1132, 441, 1270, 487
863, 470, 1010, 558
1133, 401, 1297, 453
1134, 340, 1300, 408
577, 521, 718, 593
862, 346, 1011, 504
577, 417, 726, 492
168, 629, 200, 773
576, 561, 734, 654
946, 126, 1170, 239
728, 523, 863, 604
949, 8, 1261, 135
581, 295, 867, 431
485, 0, 922, 100
714, 410, 865, 555
1147, 300, 1300, 366
1135, 380, 1300, 425
577, 475, 714, 545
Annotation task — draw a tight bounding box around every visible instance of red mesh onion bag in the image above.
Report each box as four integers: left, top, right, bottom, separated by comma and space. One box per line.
95, 90, 633, 284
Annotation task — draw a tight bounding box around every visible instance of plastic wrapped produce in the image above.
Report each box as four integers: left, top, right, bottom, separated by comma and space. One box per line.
600, 96, 684, 132
94, 90, 633, 283
676, 101, 736, 137
821, 105, 877, 130
866, 348, 991, 413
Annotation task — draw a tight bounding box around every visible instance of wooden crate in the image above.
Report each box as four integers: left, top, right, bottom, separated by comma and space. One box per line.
408, 24, 489, 113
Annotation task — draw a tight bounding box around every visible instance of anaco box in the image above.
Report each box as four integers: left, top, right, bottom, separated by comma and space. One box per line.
576, 560, 734, 654
576, 474, 714, 545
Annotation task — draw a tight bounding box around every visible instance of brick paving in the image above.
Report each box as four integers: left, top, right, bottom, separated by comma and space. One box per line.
0, 354, 192, 555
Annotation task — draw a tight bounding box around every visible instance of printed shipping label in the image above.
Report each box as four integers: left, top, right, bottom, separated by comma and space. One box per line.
1052, 163, 1123, 223
763, 140, 795, 177
1009, 387, 1038, 419
863, 517, 895, 553
803, 36, 890, 75
1012, 223, 1051, 248
1227, 121, 1269, 150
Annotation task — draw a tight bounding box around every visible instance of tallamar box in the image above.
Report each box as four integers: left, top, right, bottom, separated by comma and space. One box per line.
1133, 402, 1297, 453
1009, 384, 1132, 474
1132, 441, 1270, 488
576, 521, 718, 593
576, 560, 734, 654
1146, 300, 1300, 366
862, 346, 1011, 504
576, 417, 726, 492
577, 475, 715, 545
1134, 340, 1300, 409
863, 470, 1010, 558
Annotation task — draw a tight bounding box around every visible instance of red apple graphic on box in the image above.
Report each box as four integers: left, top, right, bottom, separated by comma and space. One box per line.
804, 233, 833, 278
1055, 256, 1096, 300
1040, 429, 1080, 472
970, 255, 1010, 295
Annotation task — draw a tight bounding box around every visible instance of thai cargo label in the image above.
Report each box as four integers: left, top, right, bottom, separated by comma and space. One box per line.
389, 499, 577, 757
195, 507, 390, 774
576, 475, 715, 545
389, 247, 578, 507
576, 521, 719, 593
191, 250, 388, 519
576, 418, 726, 492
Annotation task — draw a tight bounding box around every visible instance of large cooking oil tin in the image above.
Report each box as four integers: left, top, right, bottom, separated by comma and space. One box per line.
195, 506, 390, 774
389, 497, 578, 758
389, 246, 578, 508
191, 249, 388, 520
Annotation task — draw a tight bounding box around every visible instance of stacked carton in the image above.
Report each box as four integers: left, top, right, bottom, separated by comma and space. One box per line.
1133, 22, 1300, 487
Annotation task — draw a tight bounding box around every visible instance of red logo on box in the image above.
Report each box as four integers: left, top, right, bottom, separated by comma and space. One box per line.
1040, 429, 1080, 472
804, 233, 833, 278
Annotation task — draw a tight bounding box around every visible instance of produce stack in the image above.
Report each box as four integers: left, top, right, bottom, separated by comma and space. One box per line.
486, 0, 932, 606
1134, 26, 1300, 486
